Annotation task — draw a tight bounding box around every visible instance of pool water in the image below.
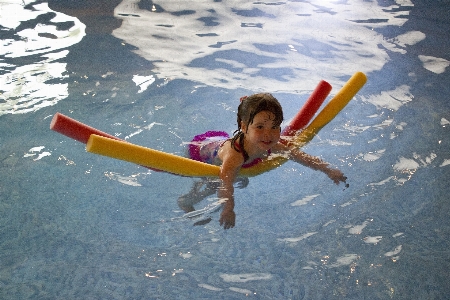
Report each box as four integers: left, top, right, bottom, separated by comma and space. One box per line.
1, 0, 449, 299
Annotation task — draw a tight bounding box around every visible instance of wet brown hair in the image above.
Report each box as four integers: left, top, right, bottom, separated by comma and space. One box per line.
231, 93, 284, 162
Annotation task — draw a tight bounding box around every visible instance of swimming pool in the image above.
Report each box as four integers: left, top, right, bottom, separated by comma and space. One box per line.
1, 0, 449, 298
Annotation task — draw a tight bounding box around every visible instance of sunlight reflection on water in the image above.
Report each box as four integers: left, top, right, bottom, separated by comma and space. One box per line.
113, 0, 413, 92
0, 1, 85, 115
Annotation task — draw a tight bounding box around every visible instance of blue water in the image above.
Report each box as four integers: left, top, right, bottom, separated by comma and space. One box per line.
1, 0, 449, 299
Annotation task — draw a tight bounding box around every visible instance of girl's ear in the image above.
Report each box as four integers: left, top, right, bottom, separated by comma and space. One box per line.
240, 121, 248, 133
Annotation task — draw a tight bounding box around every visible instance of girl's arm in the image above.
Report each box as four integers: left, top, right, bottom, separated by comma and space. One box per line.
293, 149, 346, 184
275, 144, 347, 185
217, 144, 244, 229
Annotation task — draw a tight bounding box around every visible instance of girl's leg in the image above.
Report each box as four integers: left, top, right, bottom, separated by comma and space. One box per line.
177, 179, 220, 212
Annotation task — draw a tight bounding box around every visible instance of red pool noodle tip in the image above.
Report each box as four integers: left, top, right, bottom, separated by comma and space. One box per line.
50, 112, 119, 144
282, 80, 332, 136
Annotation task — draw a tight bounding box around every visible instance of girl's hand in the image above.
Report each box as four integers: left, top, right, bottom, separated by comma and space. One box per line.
219, 209, 236, 229
326, 168, 347, 185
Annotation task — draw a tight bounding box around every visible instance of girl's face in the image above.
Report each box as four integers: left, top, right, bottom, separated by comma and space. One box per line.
242, 111, 281, 153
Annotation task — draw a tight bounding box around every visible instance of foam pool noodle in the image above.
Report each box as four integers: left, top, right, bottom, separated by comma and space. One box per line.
84, 79, 332, 177
87, 135, 221, 177
52, 71, 367, 177
50, 113, 119, 144
281, 80, 332, 136
239, 71, 367, 177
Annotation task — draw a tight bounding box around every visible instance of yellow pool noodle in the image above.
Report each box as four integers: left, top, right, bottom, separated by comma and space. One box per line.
86, 72, 367, 177
239, 71, 367, 176
295, 71, 367, 145
87, 135, 221, 177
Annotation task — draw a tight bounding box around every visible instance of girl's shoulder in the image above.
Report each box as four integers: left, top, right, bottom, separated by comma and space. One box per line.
218, 140, 238, 157
218, 140, 245, 166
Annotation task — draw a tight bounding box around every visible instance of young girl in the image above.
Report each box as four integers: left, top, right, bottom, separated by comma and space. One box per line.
185, 93, 347, 229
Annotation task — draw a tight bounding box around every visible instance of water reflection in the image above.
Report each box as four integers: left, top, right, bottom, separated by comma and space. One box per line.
0, 1, 85, 115
113, 0, 414, 92
418, 55, 450, 74
1, 2, 85, 58
361, 85, 413, 111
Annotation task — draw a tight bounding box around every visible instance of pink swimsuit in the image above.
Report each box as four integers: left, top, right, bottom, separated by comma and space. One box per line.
189, 131, 270, 168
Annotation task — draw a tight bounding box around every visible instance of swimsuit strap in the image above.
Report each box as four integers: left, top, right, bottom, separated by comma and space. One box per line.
233, 141, 271, 168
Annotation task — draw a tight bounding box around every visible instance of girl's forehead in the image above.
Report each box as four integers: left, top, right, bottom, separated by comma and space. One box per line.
253, 111, 276, 123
